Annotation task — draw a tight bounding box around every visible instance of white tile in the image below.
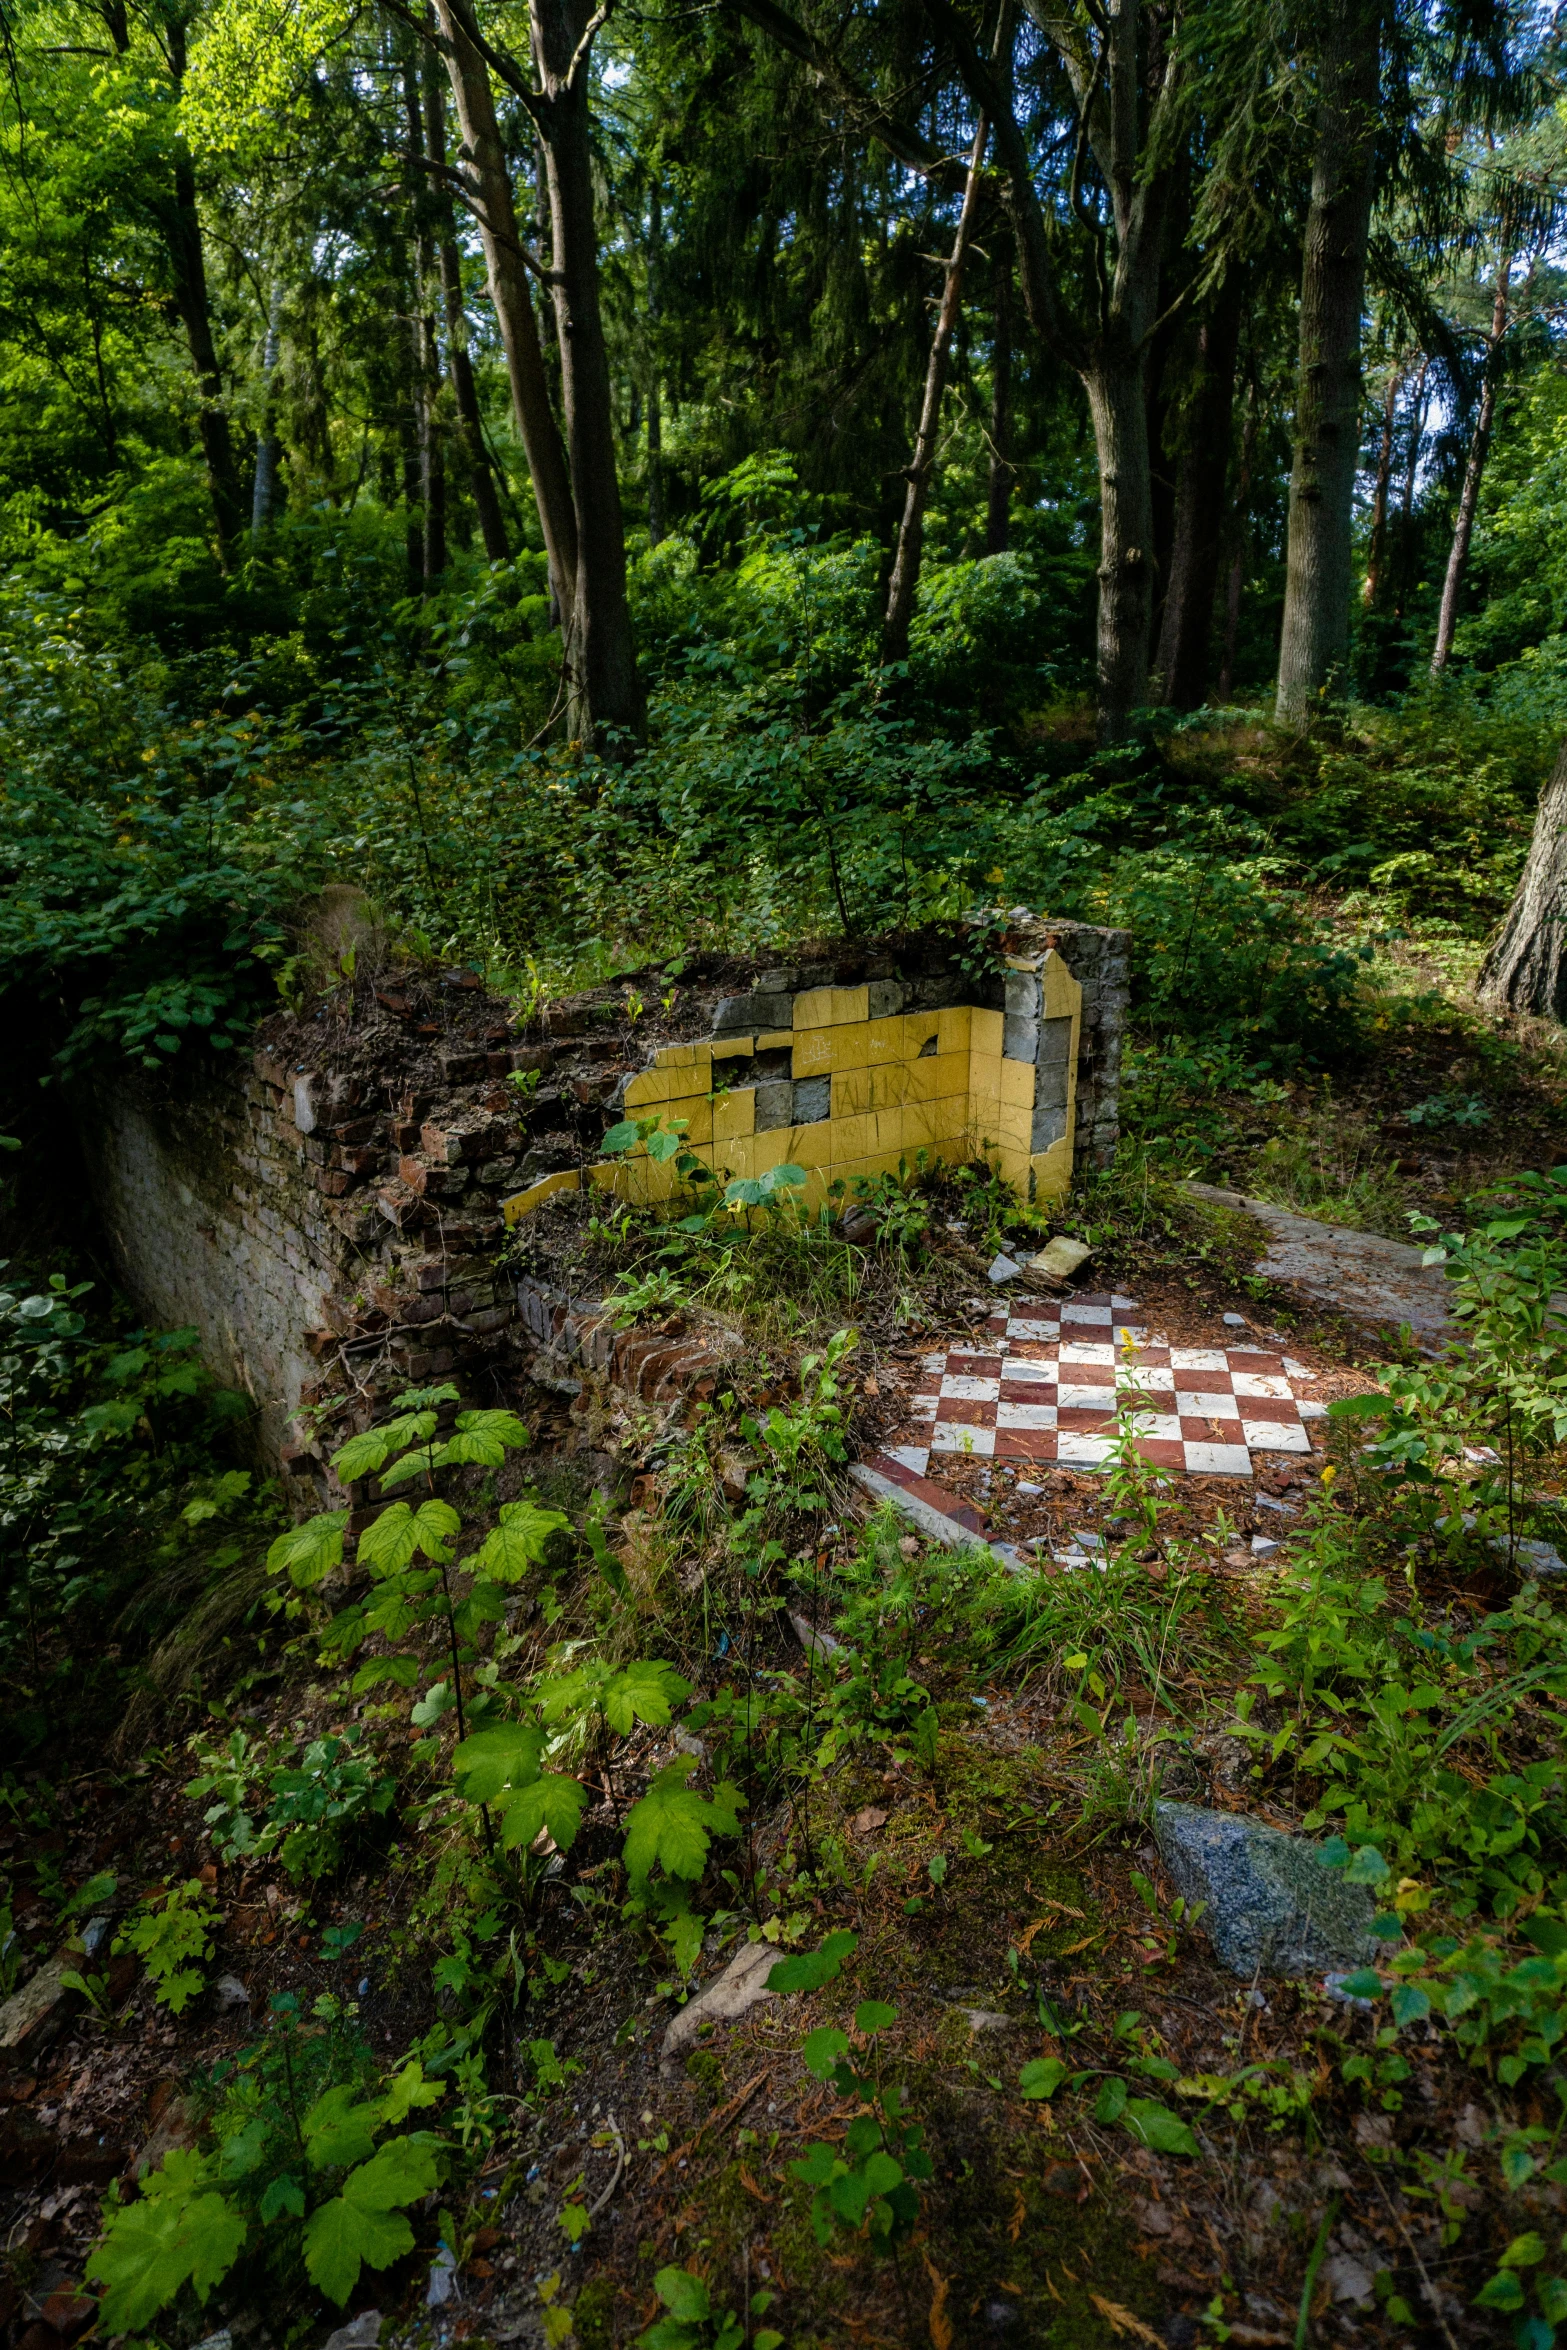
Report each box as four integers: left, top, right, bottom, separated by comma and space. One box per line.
940, 1374, 1000, 1401
1233, 1372, 1292, 1400
1062, 1303, 1111, 1325
1298, 1399, 1327, 1419
1171, 1347, 1228, 1372
1183, 1441, 1253, 1477
1007, 1318, 1059, 1340
1111, 1293, 1141, 1309
1057, 1432, 1116, 1466
909, 1396, 938, 1421
1244, 1420, 1311, 1453
1282, 1358, 1315, 1379
1120, 1410, 1182, 1443
1176, 1389, 1239, 1417
885, 1444, 930, 1474
921, 1352, 947, 1373
1058, 1384, 1115, 1412
1060, 1342, 1115, 1367
1111, 1324, 1150, 1345
932, 1421, 996, 1457
1116, 1363, 1174, 1390
1001, 1359, 1057, 1385
996, 1401, 1058, 1430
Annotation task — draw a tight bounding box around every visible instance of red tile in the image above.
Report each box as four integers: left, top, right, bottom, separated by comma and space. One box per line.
1235, 1394, 1301, 1423
999, 1378, 1059, 1402
949, 1353, 1002, 1375
1133, 1437, 1185, 1467
995, 1430, 1059, 1461
902, 1475, 984, 1532
936, 1396, 996, 1426
1057, 1407, 1116, 1433
866, 1452, 917, 1488
1178, 1415, 1244, 1442
1227, 1351, 1283, 1373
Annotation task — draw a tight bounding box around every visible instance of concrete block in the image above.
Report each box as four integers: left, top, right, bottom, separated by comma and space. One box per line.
754, 1080, 795, 1132
866, 980, 906, 1018
1003, 1014, 1039, 1064
792, 1076, 832, 1125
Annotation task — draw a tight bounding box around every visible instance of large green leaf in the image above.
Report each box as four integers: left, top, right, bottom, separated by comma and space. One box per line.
266, 1511, 348, 1589
623, 1759, 744, 1887
602, 1660, 692, 1734
429, 1409, 533, 1470
1121, 2099, 1199, 2156
452, 1722, 546, 1804
301, 2137, 441, 2305
332, 1412, 438, 1482
767, 1929, 858, 1994
302, 2083, 382, 2169
475, 1497, 572, 1582
86, 2173, 247, 2331
357, 1498, 459, 1576
375, 1449, 437, 1491
496, 1773, 588, 1853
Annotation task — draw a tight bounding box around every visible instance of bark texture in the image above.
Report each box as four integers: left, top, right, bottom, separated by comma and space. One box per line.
1431, 262, 1511, 674
986, 242, 1014, 554
1478, 743, 1567, 1019
423, 52, 510, 562
1156, 266, 1244, 708
532, 0, 643, 745
251, 289, 284, 538
883, 119, 987, 665
1274, 0, 1380, 724
434, 0, 577, 614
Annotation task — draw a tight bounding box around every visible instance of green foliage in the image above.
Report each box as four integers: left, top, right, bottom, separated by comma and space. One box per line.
638, 2264, 783, 2350
85, 1997, 447, 2328
791, 1999, 933, 2254
113, 1879, 218, 2014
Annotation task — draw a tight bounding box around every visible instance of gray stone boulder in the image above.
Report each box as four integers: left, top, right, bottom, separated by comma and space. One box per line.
1153, 1801, 1380, 1979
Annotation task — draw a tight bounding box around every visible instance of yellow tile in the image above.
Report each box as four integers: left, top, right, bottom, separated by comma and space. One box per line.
1000, 1057, 1035, 1109
756, 1029, 794, 1050
500, 1167, 581, 1225
1041, 949, 1082, 1022
970, 1008, 1004, 1060
792, 1118, 843, 1168
996, 1111, 1033, 1156
829, 1025, 871, 1071
995, 1144, 1030, 1193
1031, 1138, 1072, 1204
714, 1089, 756, 1142
743, 1129, 793, 1175
928, 1051, 970, 1098
865, 1064, 910, 1110
902, 1015, 941, 1055
791, 1028, 835, 1078
587, 1161, 618, 1191
794, 984, 869, 1029
712, 1038, 755, 1064
937, 1007, 972, 1053
832, 1069, 874, 1118
625, 1068, 670, 1108
657, 1042, 699, 1070
864, 1016, 909, 1065
680, 1099, 714, 1145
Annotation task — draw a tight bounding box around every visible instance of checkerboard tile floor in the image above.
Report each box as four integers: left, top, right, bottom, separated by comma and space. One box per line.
868, 1293, 1327, 1489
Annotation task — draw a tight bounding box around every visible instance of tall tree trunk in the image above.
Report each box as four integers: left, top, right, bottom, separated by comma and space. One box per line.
422, 49, 509, 562
883, 119, 987, 664
1156, 263, 1244, 708
251, 287, 284, 538
1477, 741, 1567, 1017
1391, 352, 1428, 618
646, 183, 665, 546
404, 62, 446, 586
1218, 384, 1256, 701
986, 239, 1014, 554
531, 0, 643, 746
1085, 351, 1157, 741
160, 27, 244, 563
433, 0, 576, 616
1274, 0, 1380, 724
1361, 364, 1398, 608
1431, 260, 1511, 675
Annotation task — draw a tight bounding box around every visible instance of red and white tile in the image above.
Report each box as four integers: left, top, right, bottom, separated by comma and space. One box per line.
868, 1294, 1326, 1499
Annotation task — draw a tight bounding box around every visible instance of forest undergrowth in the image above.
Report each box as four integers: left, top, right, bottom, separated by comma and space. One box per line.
7, 1034, 1567, 2348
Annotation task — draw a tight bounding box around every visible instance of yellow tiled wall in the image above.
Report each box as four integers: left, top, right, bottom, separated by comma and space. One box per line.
502, 953, 1081, 1228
